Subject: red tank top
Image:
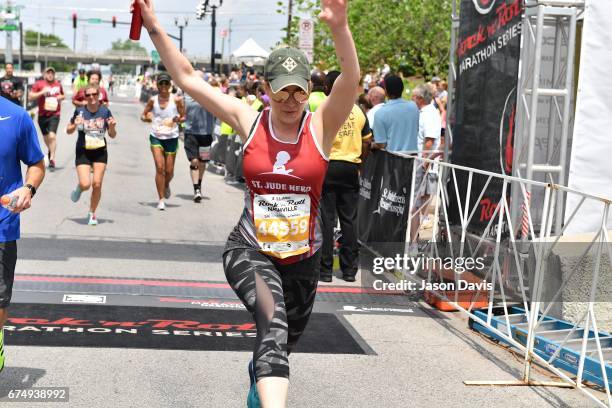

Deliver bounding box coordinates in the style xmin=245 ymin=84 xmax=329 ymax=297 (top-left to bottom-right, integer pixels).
xmin=239 ymin=108 xmax=329 ymax=264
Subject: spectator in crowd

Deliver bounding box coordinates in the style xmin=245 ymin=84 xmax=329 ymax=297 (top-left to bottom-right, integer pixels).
xmin=366 ymin=86 xmax=386 ymax=129
xmin=319 ymin=71 xmax=372 ymax=283
xmin=372 ymin=75 xmax=419 ymax=153
xmin=0 ymin=63 xmax=24 ymax=106
xmin=308 ymin=70 xmax=327 ymax=112
xmin=357 ymin=93 xmax=372 ymax=114
xmin=229 ymin=68 xmax=241 ymax=84
xmin=409 ymin=83 xmax=442 ymax=254
xmin=108 ymin=74 xmax=115 ymax=95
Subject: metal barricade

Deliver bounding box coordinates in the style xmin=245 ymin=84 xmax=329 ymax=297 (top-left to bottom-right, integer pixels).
xmin=378 ymin=152 xmax=611 ymax=407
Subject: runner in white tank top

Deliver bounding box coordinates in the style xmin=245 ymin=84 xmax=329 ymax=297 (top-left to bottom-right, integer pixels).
xmin=140 ymin=72 xmax=185 ymax=210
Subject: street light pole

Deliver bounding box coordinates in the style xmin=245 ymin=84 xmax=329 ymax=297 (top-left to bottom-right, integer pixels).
xmin=211 ymin=5 xmax=217 ymax=73
xmin=174 ymin=16 xmax=188 ymax=54
xmin=196 ymin=0 xmax=223 ymax=74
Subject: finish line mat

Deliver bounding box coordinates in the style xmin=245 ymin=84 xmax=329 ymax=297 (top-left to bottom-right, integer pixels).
xmin=4 ymin=303 xmax=367 ymax=354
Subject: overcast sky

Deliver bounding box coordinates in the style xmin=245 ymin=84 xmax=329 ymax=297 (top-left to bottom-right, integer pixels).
xmin=7 ymin=0 xmax=294 ymax=57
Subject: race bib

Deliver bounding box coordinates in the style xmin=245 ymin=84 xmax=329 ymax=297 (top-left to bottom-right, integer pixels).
xmin=84 ymin=133 xmax=105 ymax=150
xmin=44 ymin=96 xmax=58 ymax=111
xmin=198 ymin=146 xmax=210 ymax=161
xmin=152 ymin=117 xmax=176 ymax=137
xmin=254 ymin=194 xmax=310 ymax=259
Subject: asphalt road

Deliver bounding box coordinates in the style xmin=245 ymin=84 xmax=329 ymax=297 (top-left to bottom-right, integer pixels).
xmin=2 ymin=94 xmax=602 ymax=407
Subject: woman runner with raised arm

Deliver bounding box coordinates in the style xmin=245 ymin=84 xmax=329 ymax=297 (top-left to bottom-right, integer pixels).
xmin=133 ymin=1 xmax=359 ymax=406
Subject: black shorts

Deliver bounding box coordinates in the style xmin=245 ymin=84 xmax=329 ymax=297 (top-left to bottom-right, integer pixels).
xmin=38 ymin=115 xmax=60 ymax=135
xmin=184 ymin=133 xmax=213 ymax=162
xmin=75 ymin=147 xmax=108 ymax=166
xmin=0 ymin=241 xmax=17 ymax=308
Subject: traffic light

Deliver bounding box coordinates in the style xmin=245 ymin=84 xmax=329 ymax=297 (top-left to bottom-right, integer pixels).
xmin=112 ymin=16 xmax=117 ymax=28
xmin=72 ymin=13 xmax=77 ymax=29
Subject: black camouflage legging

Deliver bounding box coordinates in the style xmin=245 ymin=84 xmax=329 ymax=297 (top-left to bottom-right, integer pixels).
xmin=223 ymin=247 xmax=319 ymax=380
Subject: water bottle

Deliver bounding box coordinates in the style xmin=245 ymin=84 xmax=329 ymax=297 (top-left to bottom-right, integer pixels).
xmin=0 ymin=193 xmax=18 ymax=211
xmin=77 ymin=111 xmax=85 ymax=131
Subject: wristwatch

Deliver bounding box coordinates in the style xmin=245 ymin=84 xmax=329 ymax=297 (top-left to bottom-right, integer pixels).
xmin=24 ymin=184 xmax=36 ymax=197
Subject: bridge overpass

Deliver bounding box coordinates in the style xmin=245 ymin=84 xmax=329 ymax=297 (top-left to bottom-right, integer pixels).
xmin=0 ymin=47 xmax=233 ymax=69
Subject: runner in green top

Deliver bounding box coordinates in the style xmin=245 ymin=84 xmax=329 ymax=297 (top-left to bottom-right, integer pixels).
xmin=308 ymin=70 xmax=327 ymax=112
xmin=72 ymin=68 xmax=88 ymax=93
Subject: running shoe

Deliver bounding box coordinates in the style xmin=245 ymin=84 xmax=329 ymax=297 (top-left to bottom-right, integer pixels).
xmin=164 ymin=185 xmax=171 ymax=199
xmin=70 ymin=185 xmax=82 ymax=203
xmin=157 ymin=200 xmax=166 ymax=211
xmin=194 ymin=189 xmax=202 ymax=203
xmin=48 ymin=159 xmax=56 ymax=169
xmin=247 ymin=360 xmax=261 ymax=408
xmin=0 ymin=327 xmax=4 ymax=373
xmin=88 ymin=212 xmax=98 ymax=226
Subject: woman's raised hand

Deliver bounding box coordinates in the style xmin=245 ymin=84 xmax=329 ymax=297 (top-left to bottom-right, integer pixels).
xmin=318 ymin=0 xmax=348 ymax=31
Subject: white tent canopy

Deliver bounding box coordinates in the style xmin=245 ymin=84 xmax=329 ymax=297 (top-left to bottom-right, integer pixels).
xmin=231 ymin=38 xmax=269 ymax=60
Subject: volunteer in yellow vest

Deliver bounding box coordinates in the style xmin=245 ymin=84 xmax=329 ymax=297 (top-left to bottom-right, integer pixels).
xmin=319 ymin=70 xmax=372 ymax=282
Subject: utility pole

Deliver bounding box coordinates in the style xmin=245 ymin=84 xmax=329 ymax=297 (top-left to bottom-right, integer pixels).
xmin=228 ymin=18 xmax=232 ymax=68
xmin=286 ymin=0 xmax=293 ymax=44
xmin=51 ymin=16 xmax=55 ymax=35
xmin=196 ymin=1 xmax=223 ymax=74
xmin=4 ymin=0 xmax=14 ymax=64
xmin=210 ymin=4 xmax=217 ymax=73
xmin=18 ymin=20 xmax=22 ymax=69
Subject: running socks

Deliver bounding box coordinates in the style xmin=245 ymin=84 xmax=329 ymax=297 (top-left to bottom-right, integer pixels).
xmin=247 ymin=360 xmax=261 ymax=408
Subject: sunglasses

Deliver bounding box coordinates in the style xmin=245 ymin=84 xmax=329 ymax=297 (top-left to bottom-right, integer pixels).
xmin=158 ymin=81 xmax=171 ymax=86
xmin=269 ymin=88 xmax=309 ymax=103
xmin=85 ymin=92 xmax=99 ymax=97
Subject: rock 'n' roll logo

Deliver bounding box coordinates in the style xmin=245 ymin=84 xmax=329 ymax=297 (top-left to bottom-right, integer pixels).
xmin=473 ymin=0 xmax=496 ymax=14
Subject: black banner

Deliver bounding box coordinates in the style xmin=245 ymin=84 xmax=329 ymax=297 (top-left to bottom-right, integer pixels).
xmin=4 ymin=303 xmax=366 ymax=354
xmin=358 ymin=151 xmax=414 ymax=258
xmin=450 ymin=0 xmax=523 ymax=234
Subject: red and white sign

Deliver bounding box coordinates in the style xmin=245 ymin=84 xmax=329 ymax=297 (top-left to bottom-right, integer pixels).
xmin=298 ymin=18 xmax=314 ymax=63
xmin=220 ymin=28 xmax=229 ymax=38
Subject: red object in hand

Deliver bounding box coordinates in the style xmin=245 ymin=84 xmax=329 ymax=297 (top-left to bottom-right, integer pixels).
xmin=130 ymin=2 xmax=143 ymax=41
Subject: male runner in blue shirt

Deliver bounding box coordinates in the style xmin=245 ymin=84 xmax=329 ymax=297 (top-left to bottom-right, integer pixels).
xmin=0 ymin=96 xmax=45 ymax=371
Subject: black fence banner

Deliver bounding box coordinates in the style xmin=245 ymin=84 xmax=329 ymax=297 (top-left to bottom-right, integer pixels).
xmin=357 ymin=150 xmax=384 ymax=243
xmin=358 ymin=151 xmax=414 ymax=258
xmin=450 ymin=0 xmax=523 ymax=234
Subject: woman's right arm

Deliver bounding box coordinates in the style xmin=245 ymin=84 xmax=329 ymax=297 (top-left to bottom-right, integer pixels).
xmin=134 ymin=0 xmax=257 ymax=142
xmin=141 ymin=98 xmax=154 ymax=122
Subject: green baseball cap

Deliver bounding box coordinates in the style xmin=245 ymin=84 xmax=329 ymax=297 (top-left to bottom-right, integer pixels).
xmin=264 ymin=48 xmax=311 ymax=93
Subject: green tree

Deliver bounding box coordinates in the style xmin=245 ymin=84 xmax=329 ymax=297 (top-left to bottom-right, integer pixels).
xmin=108 ymin=39 xmax=148 ymax=74
xmin=109 ymin=39 xmax=147 ymax=53
xmin=23 ymin=30 xmax=72 ymax=72
xmin=24 ymin=30 xmax=69 ymax=49
xmin=280 ymin=0 xmax=452 ymax=77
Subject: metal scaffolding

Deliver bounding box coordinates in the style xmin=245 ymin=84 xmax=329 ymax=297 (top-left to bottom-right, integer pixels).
xmin=511 ymin=0 xmax=584 ymax=236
